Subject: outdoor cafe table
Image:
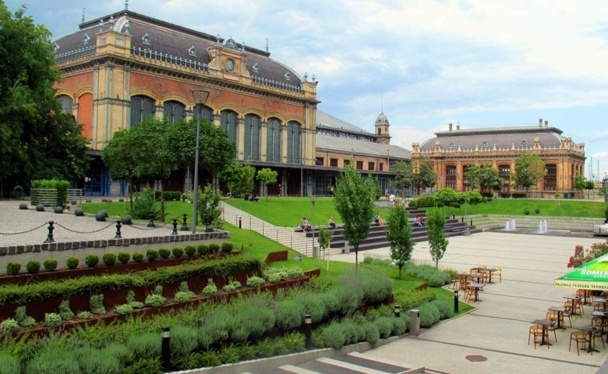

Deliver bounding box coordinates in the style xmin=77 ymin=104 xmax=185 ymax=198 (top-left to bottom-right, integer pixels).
xmin=548 ymin=306 xmax=566 ymax=330
xmin=577 ymin=325 xmax=601 ymax=353
xmin=592 ymin=310 xmax=608 ymax=342
xmin=531 ymin=319 xmax=555 ymax=346
xmin=596 ymin=297 xmax=608 ymax=311
xmin=467 ymin=283 xmax=485 ymax=302
xmin=471 ymin=267 xmax=497 ymax=284
xmin=564 ymin=295 xmax=582 ymax=315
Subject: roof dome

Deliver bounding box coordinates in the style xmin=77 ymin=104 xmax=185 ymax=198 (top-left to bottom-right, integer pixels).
xmin=375 ymin=112 xmax=389 ymax=126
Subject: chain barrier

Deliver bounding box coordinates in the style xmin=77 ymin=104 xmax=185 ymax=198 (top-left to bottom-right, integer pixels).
xmin=0 ymin=222 xmax=48 ymax=236
xmin=54 ymin=221 xmax=115 ymax=234
xmin=129 ymin=216 xmax=179 ymax=231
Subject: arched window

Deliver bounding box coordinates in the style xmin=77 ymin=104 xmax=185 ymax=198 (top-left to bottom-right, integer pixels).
xmin=194 ymin=104 xmax=213 ymax=122
xmin=130 ymin=95 xmax=155 ymax=126
xmin=244 ymin=114 xmax=261 ymax=161
xmin=220 ymin=110 xmax=238 ymax=143
xmin=287 ymin=121 xmax=301 ymax=164
xmin=57 ymin=95 xmax=73 ymax=114
xmin=544 ymin=164 xmax=557 ymax=191
xmin=163 ymin=100 xmax=185 ymax=123
xmin=266 ymin=118 xmax=282 ymax=163
xmin=445 ymin=165 xmax=457 ymax=189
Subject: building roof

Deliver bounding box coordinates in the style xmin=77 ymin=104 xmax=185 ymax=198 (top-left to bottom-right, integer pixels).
xmin=316 ymin=111 xmax=373 ymax=135
xmin=419 ymin=122 xmax=573 ymax=152
xmin=52 ymin=10 xmax=303 ymax=90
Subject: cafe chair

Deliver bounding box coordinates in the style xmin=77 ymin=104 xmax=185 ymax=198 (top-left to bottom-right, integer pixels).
xmin=491 ymin=266 xmax=502 ymax=282
xmin=528 ymin=325 xmax=548 ymax=349
xmin=594 ymin=302 xmax=606 ymax=312
xmin=464 ymin=286 xmax=477 ymax=303
xmin=562 ymin=302 xmax=574 ymax=327
xmin=545 ymin=312 xmax=559 ymax=342
xmin=591 ymin=318 xmax=606 ymax=349
xmin=569 ymin=330 xmax=590 ymax=356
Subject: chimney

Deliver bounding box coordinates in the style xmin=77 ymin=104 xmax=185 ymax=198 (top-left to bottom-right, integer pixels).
xmin=457 ymin=125 xmax=460 ymax=130
xmin=538 ymin=118 xmax=543 ymax=127
xmin=449 ymin=123 xmax=453 ymax=131
xmin=544 ymin=120 xmax=548 ymax=127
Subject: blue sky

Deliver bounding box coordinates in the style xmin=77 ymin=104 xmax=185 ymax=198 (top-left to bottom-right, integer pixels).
xmin=8 ymin=0 xmax=608 ymax=180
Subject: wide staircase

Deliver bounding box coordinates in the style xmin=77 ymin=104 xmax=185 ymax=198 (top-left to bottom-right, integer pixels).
xmin=305 ymin=208 xmax=481 ymax=254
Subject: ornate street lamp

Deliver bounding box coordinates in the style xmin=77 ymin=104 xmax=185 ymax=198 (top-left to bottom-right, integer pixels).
xmin=190 ymin=89 xmax=210 ymax=234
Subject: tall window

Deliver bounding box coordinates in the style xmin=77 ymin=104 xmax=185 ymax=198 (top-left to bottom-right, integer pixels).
xmin=57 ymin=95 xmax=73 ymax=114
xmin=286 ymin=121 xmax=301 ymax=164
xmin=194 ymin=104 xmax=213 ymax=122
xmin=130 ymin=95 xmax=155 ymax=126
xmin=446 ymin=166 xmax=457 ymax=189
xmin=463 ymin=165 xmax=472 ymax=191
xmin=244 ymin=114 xmax=261 ymax=161
xmin=544 ymin=164 xmax=557 ymax=191
xmin=266 ymin=117 xmax=281 ymax=163
xmin=498 ymin=164 xmax=510 ymax=193
xmin=220 ymin=110 xmax=238 ymax=143
xmin=163 ymin=101 xmax=185 ymax=123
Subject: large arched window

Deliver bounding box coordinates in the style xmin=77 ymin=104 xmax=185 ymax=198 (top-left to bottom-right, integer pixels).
xmin=544 ymin=164 xmax=556 ymax=191
xmin=266 ymin=117 xmax=282 ymax=163
xmin=220 ymin=110 xmax=238 ymax=143
xmin=163 ymin=100 xmax=185 ymax=123
xmin=244 ymin=114 xmax=261 ymax=161
xmin=498 ymin=164 xmax=511 ymax=193
xmin=286 ymin=120 xmax=301 ymax=164
xmin=130 ymin=95 xmax=155 ymax=126
xmin=57 ymin=95 xmax=73 ymax=114
xmin=194 ymin=104 xmax=213 ymax=123
xmin=445 ymin=165 xmax=457 ymax=190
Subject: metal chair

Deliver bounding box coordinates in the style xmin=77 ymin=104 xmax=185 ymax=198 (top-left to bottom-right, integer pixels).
xmin=569 ymin=330 xmax=590 ymax=356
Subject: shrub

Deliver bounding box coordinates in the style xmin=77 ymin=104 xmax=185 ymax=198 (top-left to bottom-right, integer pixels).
xmin=44 ymin=313 xmax=62 ymax=328
xmin=66 ymin=256 xmax=79 ymax=269
xmin=132 ymin=252 xmax=144 ymax=263
xmin=363 ymin=322 xmax=380 ymax=344
xmin=373 ymin=316 xmax=394 ymax=338
xmin=132 ymin=187 xmax=156 ymax=220
xmin=174 ymin=291 xmax=194 ymax=303
xmin=185 ymin=245 xmax=196 ymax=257
xmin=391 ymin=317 xmax=407 ymax=336
xmin=197 ymin=244 xmax=209 ymax=256
xmin=159 ymin=248 xmax=171 ymax=259
xmin=104 ymin=343 xmax=133 ymax=366
xmin=127 ymin=332 xmax=162 ymax=360
xmin=0 ymin=353 xmax=20 ymax=374
xmin=275 ymin=299 xmax=305 ymax=330
xmin=126 ymin=290 xmax=144 ymax=309
xmin=15 ymin=306 xmax=36 ymax=327
xmin=321 ymin=323 xmax=347 ymax=349
xmin=418 ymin=302 xmax=441 ymax=327
xmin=26 ymin=349 xmax=80 ymax=374
xmin=77 ymin=349 xmax=121 ymax=374
xmin=117 ymin=252 xmax=131 ymax=264
xmin=0 ymin=319 xmax=19 ymax=336
xmin=287 ymin=266 xmax=305 ymax=278
xmin=172 ymin=247 xmax=184 ymax=258
xmin=77 ymin=311 xmax=92 ymax=319
xmin=90 ymin=294 xmax=106 ymax=314
xmin=6 ymin=262 xmax=20 ymax=276
xmin=209 ymin=243 xmax=220 ymax=255
xmin=43 ymin=258 xmax=58 ymax=271
xmin=59 ymin=300 xmax=74 ymax=320
xmin=85 ymin=254 xmax=99 ymax=268
xmin=524 ymin=207 xmax=530 ymax=215
xmin=102 ymin=253 xmax=117 ymax=266
xmin=535 ymin=208 xmax=540 ymax=214
xmin=221 ymin=242 xmax=233 ymax=254
xmin=146 ymin=249 xmax=158 ymax=262
xmin=246 ymin=276 xmax=265 ymax=288
xmin=202 ymin=278 xmax=218 ymax=296
xmin=26 ymin=260 xmax=41 ymax=274
xmin=116 ymin=304 xmax=134 ymax=315
xmin=170 ymin=325 xmax=199 ymax=360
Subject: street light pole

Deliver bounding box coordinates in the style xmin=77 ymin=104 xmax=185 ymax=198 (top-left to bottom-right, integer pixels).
xmin=190 ymin=89 xmax=210 ymax=234
xmin=310 ymin=195 xmax=317 ymax=257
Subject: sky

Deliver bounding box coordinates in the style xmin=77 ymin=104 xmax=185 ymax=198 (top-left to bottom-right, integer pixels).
xmin=7 ymin=0 xmax=608 ymax=180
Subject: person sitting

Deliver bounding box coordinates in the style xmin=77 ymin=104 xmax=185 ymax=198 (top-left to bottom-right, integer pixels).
xmin=375 ymin=214 xmax=384 ymax=225
xmin=328 ymin=216 xmax=336 ymax=229
xmin=300 ymin=217 xmax=311 ymax=232
xmin=250 ymin=192 xmax=259 ymax=202
xmin=414 ymin=216 xmax=425 ymax=227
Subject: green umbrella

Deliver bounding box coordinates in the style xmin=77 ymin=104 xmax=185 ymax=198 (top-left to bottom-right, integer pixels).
xmin=555 ymin=252 xmax=608 ymax=290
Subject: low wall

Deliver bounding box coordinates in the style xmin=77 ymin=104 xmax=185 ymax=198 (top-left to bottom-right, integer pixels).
xmin=0 ymin=231 xmax=229 ymax=275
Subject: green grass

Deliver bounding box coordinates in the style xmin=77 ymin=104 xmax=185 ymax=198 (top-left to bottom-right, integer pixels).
xmin=441 ymin=198 xmax=607 ymax=218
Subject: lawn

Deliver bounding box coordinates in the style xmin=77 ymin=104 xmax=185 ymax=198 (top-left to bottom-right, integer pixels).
xmin=441 ymin=198 xmax=607 ymax=218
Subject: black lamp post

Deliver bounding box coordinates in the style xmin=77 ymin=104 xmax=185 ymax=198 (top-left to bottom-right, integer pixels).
xmin=190 ymin=89 xmax=210 ymax=234
xmin=310 ymin=195 xmax=317 ymax=256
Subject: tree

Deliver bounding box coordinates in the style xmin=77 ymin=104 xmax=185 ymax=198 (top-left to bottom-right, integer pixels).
xmin=392 ymin=161 xmax=413 ymax=195
xmin=464 ymin=164 xmax=482 ymax=191
xmin=0 ymin=4 xmax=89 ymax=195
xmin=427 ymin=208 xmax=448 ymax=269
xmin=221 ymin=164 xmax=255 ymax=198
xmin=573 ymin=175 xmax=586 ymax=198
xmin=478 ymin=165 xmax=503 ymax=194
xmin=435 ymin=187 xmax=459 ymax=216
xmin=386 ymin=205 xmax=415 ymax=279
xmin=197 ymin=184 xmax=222 ymax=229
xmin=411 ymin=158 xmax=437 ymax=195
xmin=334 ymin=161 xmax=377 ymax=268
xmin=318 ymin=227 xmax=333 ymax=270
xmin=512 ymin=154 xmax=545 ymax=197
xmin=256 ymin=168 xmax=278 ymax=201
xmin=102 ymin=129 xmax=138 ymax=214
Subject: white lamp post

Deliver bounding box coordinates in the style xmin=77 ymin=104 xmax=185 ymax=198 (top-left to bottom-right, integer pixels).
xmin=190 ymin=89 xmax=210 ymax=234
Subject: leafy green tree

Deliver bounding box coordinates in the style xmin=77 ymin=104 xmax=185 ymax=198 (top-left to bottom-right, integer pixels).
xmin=386 ymin=205 xmax=415 ymax=279
xmin=318 ymin=227 xmax=333 ymax=270
xmin=427 ymin=208 xmax=449 ymax=269
xmin=221 ymin=164 xmax=255 ymax=198
xmin=256 ymin=168 xmax=278 ymax=201
xmin=334 ymin=161 xmax=377 ymax=268
xmin=392 ymin=161 xmax=413 ymax=195
xmin=0 ymin=4 xmax=89 ymax=194
xmin=197 ymin=184 xmax=222 ymax=229
xmin=512 ymin=154 xmax=545 ymax=197
xmin=464 ymin=164 xmax=482 ymax=191
xmin=412 ymin=159 xmax=437 ymax=195
xmin=435 ymin=187 xmax=460 ymax=216
xmin=102 ymin=129 xmax=138 ymax=214
xmin=573 ymin=175 xmax=586 ymax=198
xmin=478 ymin=165 xmax=503 ymax=193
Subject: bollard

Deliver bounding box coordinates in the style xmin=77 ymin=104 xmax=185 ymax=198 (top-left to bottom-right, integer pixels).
xmin=238 ymin=217 xmax=242 ymax=229
xmin=304 ymin=314 xmax=312 ymax=349
xmin=453 ymin=290 xmax=459 ymax=313
xmin=180 ymin=214 xmax=189 ymax=231
xmin=44 ymin=221 xmax=55 ymax=243
xmin=394 ymin=305 xmax=401 ymax=318
xmin=115 ymin=221 xmax=122 ymax=239
xmin=171 ymin=218 xmax=178 ymax=236
xmin=161 ymin=326 xmax=171 ymax=371
xmin=410 ymin=309 xmax=420 ymax=336
xmin=147 ymin=212 xmax=156 ymax=228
